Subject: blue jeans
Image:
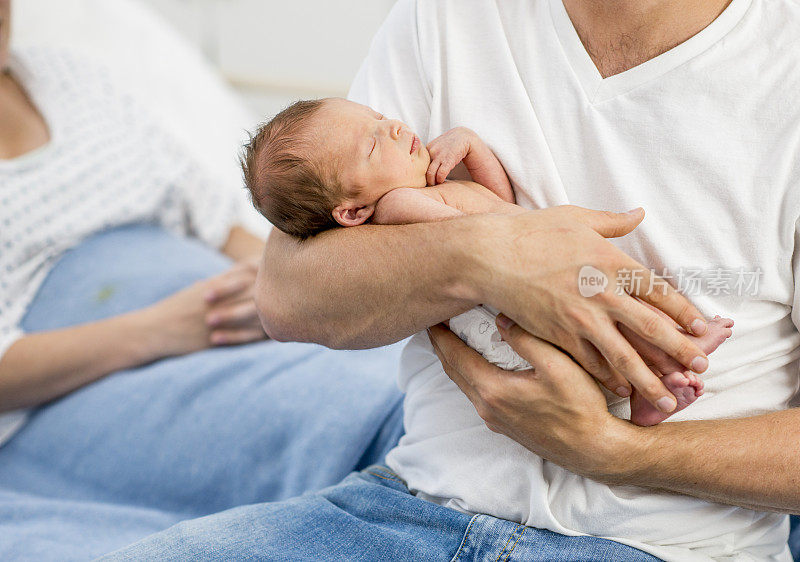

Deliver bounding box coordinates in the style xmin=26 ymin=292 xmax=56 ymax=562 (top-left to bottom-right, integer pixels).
xmin=100 ymin=465 xmax=661 ymax=561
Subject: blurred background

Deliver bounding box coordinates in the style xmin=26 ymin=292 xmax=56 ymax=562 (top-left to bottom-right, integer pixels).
xmin=12 ymin=0 xmax=396 ymax=234
xmin=130 ymin=0 xmax=396 ymax=117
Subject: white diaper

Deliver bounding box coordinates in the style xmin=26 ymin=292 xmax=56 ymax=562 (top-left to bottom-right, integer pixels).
xmin=449 ymin=305 xmax=532 ymax=371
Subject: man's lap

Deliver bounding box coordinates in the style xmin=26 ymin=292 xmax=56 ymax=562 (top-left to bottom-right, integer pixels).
xmin=99 ymin=466 xmax=662 ymax=562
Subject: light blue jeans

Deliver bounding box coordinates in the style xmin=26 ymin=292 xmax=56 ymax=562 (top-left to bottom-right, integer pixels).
xmin=101 ymin=465 xmax=662 ymax=562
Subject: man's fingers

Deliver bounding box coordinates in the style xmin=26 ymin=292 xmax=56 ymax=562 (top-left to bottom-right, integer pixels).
xmin=494 ymin=315 xmax=575 ymax=373
xmin=427 ymin=323 xmax=490 ymax=404
xmin=589 ymin=329 xmax=677 ymax=413
xmin=572 ymin=340 xmax=631 ymax=397
xmin=567 ymin=206 xmax=645 ymax=238
xmin=621 ymin=262 xmax=708 ymax=336
xmin=617 ymin=322 xmax=685 ymax=375
xmin=497 ymin=314 xmax=678 ymax=413
xmin=613 ymin=297 xmax=708 ymax=373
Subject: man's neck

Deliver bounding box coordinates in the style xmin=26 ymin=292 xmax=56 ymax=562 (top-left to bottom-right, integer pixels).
xmin=562 ymin=0 xmax=733 ymax=78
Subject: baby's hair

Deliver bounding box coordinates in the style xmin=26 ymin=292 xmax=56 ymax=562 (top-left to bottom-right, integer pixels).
xmin=241 ymin=98 xmax=344 ymax=239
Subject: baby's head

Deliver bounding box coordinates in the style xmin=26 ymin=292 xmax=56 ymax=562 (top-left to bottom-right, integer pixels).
xmin=241 ymin=98 xmax=430 ymax=238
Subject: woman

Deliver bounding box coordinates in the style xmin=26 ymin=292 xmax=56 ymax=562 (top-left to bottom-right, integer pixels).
xmin=0 ymin=2 xmax=404 ymax=558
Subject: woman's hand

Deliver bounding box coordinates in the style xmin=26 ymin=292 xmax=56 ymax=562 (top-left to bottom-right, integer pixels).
xmin=205 ymin=256 xmax=266 ymax=345
xmin=470 ymin=206 xmax=709 ymax=414
xmin=427 ymin=320 xmax=634 ymax=480
xmin=203 ymin=257 xmax=268 ymax=346
xmin=141 ymin=257 xmax=267 ymax=359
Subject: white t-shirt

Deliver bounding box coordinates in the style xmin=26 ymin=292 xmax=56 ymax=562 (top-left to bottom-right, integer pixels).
xmin=348 ymin=0 xmax=800 ymax=560
xmin=0 ymin=48 xmax=239 ymax=445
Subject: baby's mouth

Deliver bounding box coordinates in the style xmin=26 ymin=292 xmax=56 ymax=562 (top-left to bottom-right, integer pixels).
xmin=410 ymin=135 xmax=420 ymax=155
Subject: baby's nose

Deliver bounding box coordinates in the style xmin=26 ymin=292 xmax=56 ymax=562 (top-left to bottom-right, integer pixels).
xmin=388 ymin=121 xmax=404 ymax=139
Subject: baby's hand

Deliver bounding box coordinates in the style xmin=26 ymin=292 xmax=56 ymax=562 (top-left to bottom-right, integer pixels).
xmin=426 ymin=127 xmax=476 ymax=186
xmin=426 ymin=127 xmax=515 ymax=203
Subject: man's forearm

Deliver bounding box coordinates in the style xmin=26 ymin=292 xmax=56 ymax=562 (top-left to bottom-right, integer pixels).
xmin=256 ymin=218 xmax=481 ymax=349
xmin=606 ymin=410 xmax=800 ymax=512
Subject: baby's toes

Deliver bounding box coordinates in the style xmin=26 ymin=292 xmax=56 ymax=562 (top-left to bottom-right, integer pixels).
xmin=661 ymin=371 xmax=690 ymax=390
xmin=688 ymin=372 xmax=704 ymax=391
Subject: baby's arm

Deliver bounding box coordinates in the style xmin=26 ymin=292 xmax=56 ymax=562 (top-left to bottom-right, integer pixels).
xmin=373 ymin=181 xmax=518 ymax=226
xmin=427 ymin=127 xmax=515 ymax=203
xmin=372 ymin=187 xmax=462 ymax=225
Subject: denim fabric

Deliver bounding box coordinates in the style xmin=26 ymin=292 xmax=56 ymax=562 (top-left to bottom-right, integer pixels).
xmin=790 ymin=516 xmax=800 ymax=561
xmin=100 ymin=465 xmax=662 ymax=562
xmin=0 ymin=225 xmax=406 ymax=560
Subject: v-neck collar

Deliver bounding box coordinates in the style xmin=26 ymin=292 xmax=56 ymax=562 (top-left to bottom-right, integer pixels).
xmin=549 ymin=0 xmax=752 ymax=103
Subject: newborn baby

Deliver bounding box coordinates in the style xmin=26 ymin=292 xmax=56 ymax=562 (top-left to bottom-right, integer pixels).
xmin=241 ymin=97 xmax=733 ymax=426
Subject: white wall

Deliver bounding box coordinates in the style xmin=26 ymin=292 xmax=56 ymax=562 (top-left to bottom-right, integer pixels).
xmin=139 ymin=0 xmax=395 ymax=117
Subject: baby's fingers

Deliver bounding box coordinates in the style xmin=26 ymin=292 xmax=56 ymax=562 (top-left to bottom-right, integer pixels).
xmin=427 ymin=160 xmax=444 ymax=186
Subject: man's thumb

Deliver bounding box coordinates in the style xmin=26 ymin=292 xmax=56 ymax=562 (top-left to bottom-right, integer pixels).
xmin=581 ymin=207 xmax=644 ymax=238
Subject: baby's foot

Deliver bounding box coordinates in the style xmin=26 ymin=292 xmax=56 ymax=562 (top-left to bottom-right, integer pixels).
xmin=630 ymin=371 xmax=704 ymax=426
xmin=627 ymin=315 xmax=733 ymax=426
xmin=620 ymin=315 xmax=734 ymax=380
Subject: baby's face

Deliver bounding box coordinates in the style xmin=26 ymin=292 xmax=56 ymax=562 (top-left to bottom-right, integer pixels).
xmin=315 ymin=98 xmax=430 ymax=203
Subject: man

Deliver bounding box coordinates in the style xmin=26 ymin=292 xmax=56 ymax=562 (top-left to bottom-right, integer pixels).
xmin=106 ymin=0 xmax=800 ymax=559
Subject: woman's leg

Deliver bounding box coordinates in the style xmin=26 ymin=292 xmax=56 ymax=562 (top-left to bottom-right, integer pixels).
xmin=0 ymin=340 xmax=404 ymax=516
xmin=1 ymin=225 xmax=405 ymax=516
xmin=0 ymin=488 xmax=184 ymax=562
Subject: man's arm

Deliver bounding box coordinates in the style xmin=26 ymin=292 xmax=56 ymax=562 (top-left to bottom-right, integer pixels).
xmin=257 ymin=219 xmax=477 ymax=349
xmin=615 ymin=410 xmax=800 ymax=512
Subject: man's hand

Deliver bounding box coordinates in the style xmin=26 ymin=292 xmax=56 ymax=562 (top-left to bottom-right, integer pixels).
xmin=470 ymin=205 xmax=709 ymax=414
xmin=427 ymin=320 xmax=633 ymax=479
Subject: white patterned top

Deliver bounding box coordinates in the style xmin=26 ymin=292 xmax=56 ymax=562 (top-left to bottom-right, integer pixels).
xmin=0 ymin=47 xmax=240 ymax=443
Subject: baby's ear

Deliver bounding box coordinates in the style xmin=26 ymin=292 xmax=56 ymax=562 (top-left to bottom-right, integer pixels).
xmin=332 ymin=203 xmax=375 ymax=227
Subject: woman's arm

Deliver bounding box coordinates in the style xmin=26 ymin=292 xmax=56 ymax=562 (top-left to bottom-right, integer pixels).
xmin=0 ymin=226 xmax=269 ymax=413
xmin=221 ymin=225 xmax=265 ymax=262
xmin=0 ymin=312 xmax=161 ymax=413
xmin=0 ymin=281 xmax=212 ymax=413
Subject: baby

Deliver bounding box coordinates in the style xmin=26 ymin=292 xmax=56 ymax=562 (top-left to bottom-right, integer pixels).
xmin=241 ymin=97 xmax=734 ymax=426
